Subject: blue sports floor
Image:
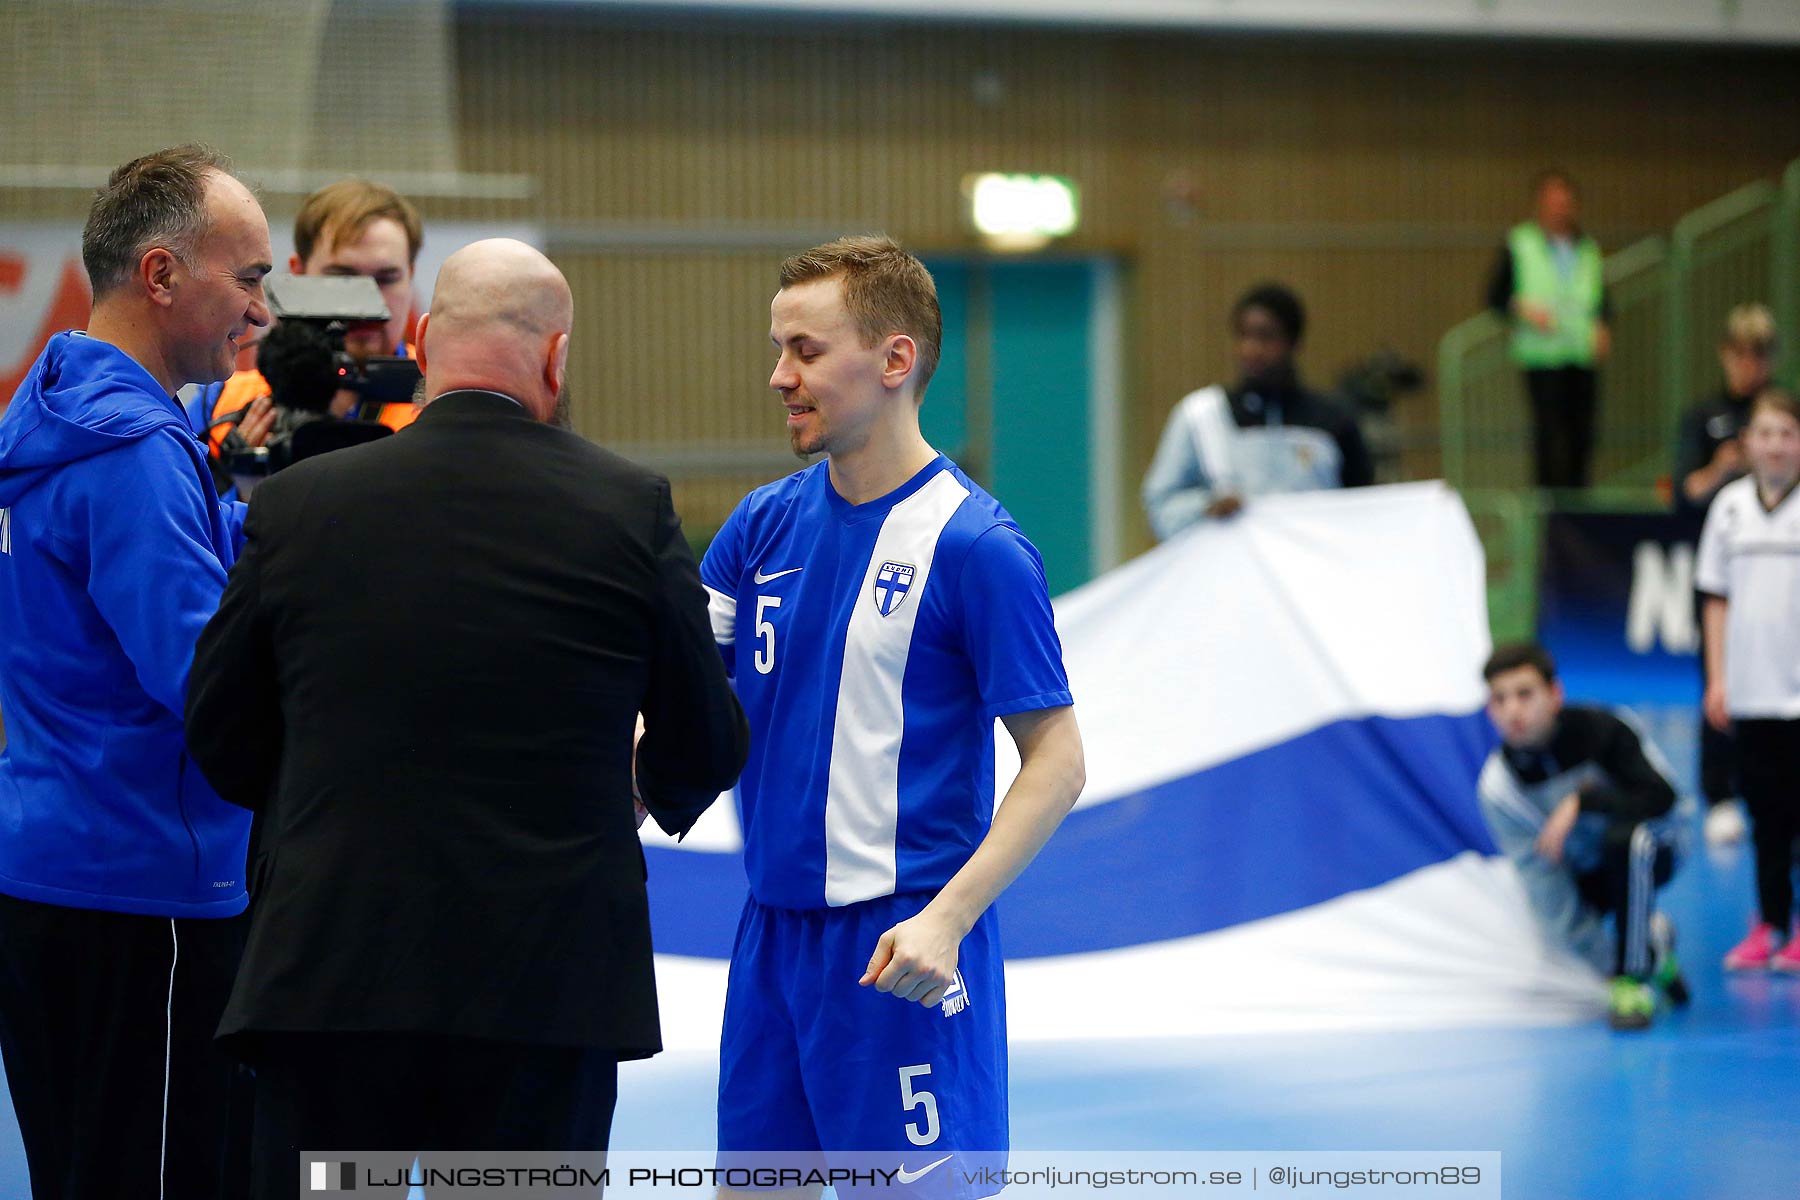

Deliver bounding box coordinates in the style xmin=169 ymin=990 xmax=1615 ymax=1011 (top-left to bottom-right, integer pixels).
xmin=611 ymin=831 xmax=1797 ymax=1199
xmin=0 ymin=706 xmax=1795 ymax=1198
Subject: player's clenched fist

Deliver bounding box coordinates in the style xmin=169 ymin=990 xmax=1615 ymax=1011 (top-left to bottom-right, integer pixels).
xmin=860 ymin=911 xmax=963 ymax=1007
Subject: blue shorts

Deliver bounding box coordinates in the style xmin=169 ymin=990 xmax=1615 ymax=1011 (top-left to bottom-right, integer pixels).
xmin=717 ymin=892 xmax=1008 ymax=1196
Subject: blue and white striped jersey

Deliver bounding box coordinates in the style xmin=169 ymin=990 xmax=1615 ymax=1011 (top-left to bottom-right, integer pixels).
xmin=700 ymin=454 xmax=1072 ymax=910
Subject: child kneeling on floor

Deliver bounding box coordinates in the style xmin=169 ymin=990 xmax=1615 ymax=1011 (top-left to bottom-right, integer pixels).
xmin=1478 ymin=642 xmax=1688 ymax=1030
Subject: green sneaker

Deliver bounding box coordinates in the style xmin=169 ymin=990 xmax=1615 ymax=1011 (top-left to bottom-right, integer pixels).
xmin=1608 ymin=977 xmax=1655 ymax=1031
xmin=1650 ymin=912 xmax=1690 ymax=1007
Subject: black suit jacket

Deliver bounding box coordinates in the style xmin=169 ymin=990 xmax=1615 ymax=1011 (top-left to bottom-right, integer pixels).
xmin=186 ymin=390 xmax=747 ymax=1060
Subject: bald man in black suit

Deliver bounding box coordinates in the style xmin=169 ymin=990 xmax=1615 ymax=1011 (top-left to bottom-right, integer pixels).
xmin=186 ymin=239 xmax=748 ymax=1194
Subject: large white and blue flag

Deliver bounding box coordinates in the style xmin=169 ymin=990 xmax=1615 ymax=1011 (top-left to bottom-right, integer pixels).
xmin=646 ymin=482 xmax=1605 ymax=1048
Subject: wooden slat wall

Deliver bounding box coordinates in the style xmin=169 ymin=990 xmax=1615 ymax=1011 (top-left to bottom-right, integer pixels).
xmin=451 ymin=14 xmax=1800 ymax=549
xmin=558 ymin=253 xmax=778 ymax=448
xmin=7 ymin=12 xmax=1793 ymax=548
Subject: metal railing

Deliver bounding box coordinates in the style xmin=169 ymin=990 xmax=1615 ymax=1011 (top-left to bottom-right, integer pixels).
xmin=1462 ymin=486 xmax=1677 ymax=645
xmin=1440 ymin=156 xmax=1800 ymax=641
xmin=1775 ymin=159 xmax=1800 ymax=389
xmin=1459 ymin=487 xmax=1543 ymax=645
xmin=1666 ymin=180 xmax=1781 ymax=426
xmin=1437 ymin=236 xmax=1667 ymax=493
xmin=1442 ymin=161 xmax=1800 ymax=497
xmin=1593 ymin=237 xmax=1670 ymax=488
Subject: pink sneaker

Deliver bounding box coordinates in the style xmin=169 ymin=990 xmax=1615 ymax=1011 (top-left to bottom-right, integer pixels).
xmin=1724 ymin=922 xmax=1778 ymax=970
xmin=1772 ymin=930 xmax=1800 ymax=975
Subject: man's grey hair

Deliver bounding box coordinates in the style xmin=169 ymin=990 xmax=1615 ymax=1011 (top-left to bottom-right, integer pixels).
xmin=82 ymin=144 xmax=232 ymax=299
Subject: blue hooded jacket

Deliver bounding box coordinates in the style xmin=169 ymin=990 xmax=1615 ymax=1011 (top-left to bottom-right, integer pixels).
xmin=0 ymin=332 xmax=251 ymax=917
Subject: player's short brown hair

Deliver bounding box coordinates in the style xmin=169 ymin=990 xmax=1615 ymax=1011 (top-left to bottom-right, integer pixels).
xmin=293 ymin=178 xmax=423 ymax=267
xmin=779 ymin=235 xmax=942 ymax=397
xmin=82 ymin=144 xmax=231 ymax=298
xmin=1482 ymin=642 xmax=1557 ymax=685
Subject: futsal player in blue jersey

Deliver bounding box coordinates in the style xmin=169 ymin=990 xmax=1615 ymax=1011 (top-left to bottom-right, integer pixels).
xmin=701 ymin=237 xmax=1086 ymax=1197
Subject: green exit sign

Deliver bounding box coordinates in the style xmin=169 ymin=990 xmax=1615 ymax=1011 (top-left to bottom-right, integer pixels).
xmin=965 ymin=173 xmax=1080 ymax=250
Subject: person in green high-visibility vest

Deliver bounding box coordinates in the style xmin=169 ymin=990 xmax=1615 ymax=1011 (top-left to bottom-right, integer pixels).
xmin=1487 ymin=170 xmax=1612 ymax=488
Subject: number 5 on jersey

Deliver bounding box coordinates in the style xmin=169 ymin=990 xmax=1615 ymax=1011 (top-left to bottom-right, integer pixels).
xmin=754 ymin=595 xmax=781 ymax=675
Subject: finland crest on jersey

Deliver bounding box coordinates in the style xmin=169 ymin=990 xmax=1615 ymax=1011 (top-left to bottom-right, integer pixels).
xmin=874 ymin=561 xmax=915 ymax=616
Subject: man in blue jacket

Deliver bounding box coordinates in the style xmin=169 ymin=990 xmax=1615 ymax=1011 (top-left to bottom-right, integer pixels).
xmin=0 ymin=145 xmax=271 ymax=1198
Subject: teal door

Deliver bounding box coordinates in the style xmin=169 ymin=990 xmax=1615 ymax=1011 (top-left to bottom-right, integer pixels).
xmin=921 ymin=258 xmax=1121 ymax=597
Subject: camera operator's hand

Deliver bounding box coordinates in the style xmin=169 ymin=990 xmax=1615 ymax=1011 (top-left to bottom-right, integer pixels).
xmin=236 ymin=396 xmax=277 ymax=449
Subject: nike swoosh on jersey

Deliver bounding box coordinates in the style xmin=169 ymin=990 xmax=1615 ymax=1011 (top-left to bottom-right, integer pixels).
xmin=753 ymin=566 xmax=803 ymax=584
xmin=895 ymin=1154 xmax=954 ymax=1185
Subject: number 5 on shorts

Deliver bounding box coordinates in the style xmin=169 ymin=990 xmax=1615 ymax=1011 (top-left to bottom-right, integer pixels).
xmin=899 ymin=1064 xmax=940 ymax=1146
